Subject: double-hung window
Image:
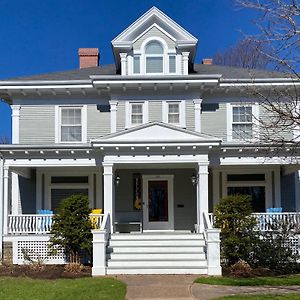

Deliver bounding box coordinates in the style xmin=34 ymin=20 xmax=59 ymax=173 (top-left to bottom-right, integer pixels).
xmin=131 ymin=103 xmax=143 ymax=125
xmin=125 ymin=101 xmax=148 ymax=127
xmin=145 ymin=41 xmax=164 ymax=74
xmin=168 ymin=103 xmax=180 ymax=124
xmin=232 ymin=106 xmax=253 ymax=140
xmin=57 ymin=106 xmax=87 ymax=143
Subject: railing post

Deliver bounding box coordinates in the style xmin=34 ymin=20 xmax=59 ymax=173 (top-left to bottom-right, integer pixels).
xmin=92 ymin=229 xmax=107 ymax=276
xmin=206 ymin=228 xmax=222 ymax=276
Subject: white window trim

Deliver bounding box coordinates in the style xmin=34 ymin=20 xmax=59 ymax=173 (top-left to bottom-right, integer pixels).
xmin=226 ymin=103 xmax=259 ymax=142
xmin=55 ymin=105 xmax=87 ymax=143
xmin=162 ymin=100 xmax=186 ymax=127
xmin=125 ymin=101 xmax=149 ymax=128
xmin=133 ymin=36 xmax=176 ymax=76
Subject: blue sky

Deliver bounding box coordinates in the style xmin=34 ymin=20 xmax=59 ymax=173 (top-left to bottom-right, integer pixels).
xmin=0 ymin=0 xmax=259 ymax=141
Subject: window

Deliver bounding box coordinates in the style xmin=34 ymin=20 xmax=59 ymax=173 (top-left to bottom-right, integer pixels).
xmin=131 ymin=103 xmax=143 ymax=125
xmin=145 ymin=41 xmax=164 ymax=74
xmin=162 ymin=101 xmax=185 ymax=127
xmin=169 ymin=56 xmax=176 ymax=73
xmin=168 ymin=103 xmax=180 ymax=124
xmin=133 ymin=55 xmax=140 ymax=74
xmin=56 ymin=106 xmax=87 ymax=143
xmin=232 ymin=106 xmax=252 ymax=139
xmin=125 ymin=101 xmax=149 ymax=127
xmin=227 ymin=104 xmax=258 ymax=141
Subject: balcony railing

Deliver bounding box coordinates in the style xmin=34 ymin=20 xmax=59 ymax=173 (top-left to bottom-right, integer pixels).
xmin=7 ymin=214 xmax=104 ymax=234
xmin=208 ymin=212 xmax=300 ymax=232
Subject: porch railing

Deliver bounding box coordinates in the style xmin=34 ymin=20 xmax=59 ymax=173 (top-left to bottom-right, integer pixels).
xmin=7 ymin=213 xmax=104 ymax=234
xmin=208 ymin=212 xmax=300 ymax=232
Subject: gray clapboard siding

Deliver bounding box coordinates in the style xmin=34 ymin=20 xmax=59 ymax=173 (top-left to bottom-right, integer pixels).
xmin=117 ymin=102 xmax=126 ymax=131
xmin=133 ymin=26 xmax=175 ymax=49
xmin=87 ymin=105 xmax=110 ymax=139
xmin=149 ymin=101 xmax=162 ymax=122
xmin=19 ymin=106 xmax=55 ymax=144
xmin=185 ymin=100 xmax=194 ymax=131
xmin=201 ymin=103 xmax=227 ymax=140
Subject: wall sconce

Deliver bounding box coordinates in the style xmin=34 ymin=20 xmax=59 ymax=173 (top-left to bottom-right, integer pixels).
xmin=191 ymin=174 xmax=198 ymax=186
xmin=115 ymin=175 xmax=120 ymax=186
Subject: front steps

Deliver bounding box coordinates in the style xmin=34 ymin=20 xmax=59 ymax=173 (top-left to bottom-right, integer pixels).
xmin=106 ymin=233 xmax=208 ymax=274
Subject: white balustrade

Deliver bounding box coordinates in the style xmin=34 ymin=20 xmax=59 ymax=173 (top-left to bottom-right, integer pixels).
xmin=8 ymin=213 xmax=104 ymax=234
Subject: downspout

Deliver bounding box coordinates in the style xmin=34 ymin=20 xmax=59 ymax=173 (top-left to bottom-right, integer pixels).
xmin=0 ymin=153 xmax=4 ymax=259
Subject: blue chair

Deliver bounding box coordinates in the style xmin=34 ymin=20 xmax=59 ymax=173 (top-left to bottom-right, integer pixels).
xmin=37 ymin=210 xmax=53 ymax=231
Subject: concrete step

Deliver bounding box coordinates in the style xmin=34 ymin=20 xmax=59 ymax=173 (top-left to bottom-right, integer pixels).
xmin=107 ymin=259 xmax=207 ymax=268
xmin=107 ymin=246 xmax=205 ymax=253
xmin=106 ymin=267 xmax=208 ymax=275
xmin=108 ymin=252 xmax=206 ymax=260
xmin=109 ymin=239 xmax=205 ymax=247
xmin=110 ymin=233 xmax=204 ymax=240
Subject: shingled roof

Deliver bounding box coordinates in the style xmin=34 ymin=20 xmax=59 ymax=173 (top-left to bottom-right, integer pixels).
xmin=3 ymin=63 xmax=289 ymax=82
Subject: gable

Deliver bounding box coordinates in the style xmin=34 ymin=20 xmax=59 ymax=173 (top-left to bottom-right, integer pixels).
xmin=133 ymin=26 xmax=176 ymax=50
xmin=92 ymin=122 xmax=221 ymax=145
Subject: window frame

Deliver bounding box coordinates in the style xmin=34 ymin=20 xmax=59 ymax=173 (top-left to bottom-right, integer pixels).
xmin=227 ymin=103 xmax=259 ymax=142
xmin=125 ymin=101 xmax=149 ymax=128
xmin=55 ymin=105 xmax=87 ymax=143
xmin=162 ymin=100 xmax=186 ymax=127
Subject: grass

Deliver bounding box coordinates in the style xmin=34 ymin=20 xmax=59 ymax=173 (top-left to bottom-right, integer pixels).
xmin=194 ymin=275 xmax=300 ymax=286
xmin=0 ymin=277 xmax=126 ymax=300
xmin=216 ymin=294 xmax=300 ymax=300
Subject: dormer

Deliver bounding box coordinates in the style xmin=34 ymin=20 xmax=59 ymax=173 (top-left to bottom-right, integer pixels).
xmin=112 ymin=7 xmax=198 ymax=75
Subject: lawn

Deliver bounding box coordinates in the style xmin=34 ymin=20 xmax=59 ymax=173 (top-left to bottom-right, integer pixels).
xmin=217 ymin=294 xmax=300 ymax=300
xmin=0 ymin=277 xmax=126 ymax=300
xmin=194 ymin=275 xmax=300 ymax=286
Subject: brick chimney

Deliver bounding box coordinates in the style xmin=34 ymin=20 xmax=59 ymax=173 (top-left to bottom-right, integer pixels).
xmin=78 ymin=48 xmax=99 ymax=69
xmin=202 ymin=58 xmax=213 ymax=65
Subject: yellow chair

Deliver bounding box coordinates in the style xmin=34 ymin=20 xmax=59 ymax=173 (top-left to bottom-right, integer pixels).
xmin=90 ymin=208 xmax=103 ymax=229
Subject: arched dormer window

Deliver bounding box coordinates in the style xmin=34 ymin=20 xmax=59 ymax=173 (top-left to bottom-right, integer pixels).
xmin=145 ymin=41 xmax=164 ymax=74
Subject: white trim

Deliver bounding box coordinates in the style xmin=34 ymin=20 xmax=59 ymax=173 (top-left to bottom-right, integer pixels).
xmin=193 ymin=99 xmax=202 ymax=132
xmin=109 ymin=100 xmax=118 ymax=133
xmin=120 ymin=53 xmax=128 ymax=76
xmin=11 ymin=105 xmax=21 ymax=144
xmin=3 ymin=166 xmax=9 ymax=235
xmin=125 ymin=101 xmax=149 ymax=128
xmin=227 ymin=103 xmax=259 ymax=142
xmin=55 ymin=105 xmax=87 ymax=144
xmin=142 ymin=174 xmax=174 ymax=231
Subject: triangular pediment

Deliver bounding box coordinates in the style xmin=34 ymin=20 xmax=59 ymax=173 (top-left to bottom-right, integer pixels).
xmin=91 ymin=122 xmax=221 ymax=144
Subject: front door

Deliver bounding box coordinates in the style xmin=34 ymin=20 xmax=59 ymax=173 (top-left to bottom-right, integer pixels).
xmin=142 ymin=175 xmax=174 ymax=231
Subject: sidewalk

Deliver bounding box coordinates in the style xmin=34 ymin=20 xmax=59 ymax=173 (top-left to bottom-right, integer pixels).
xmin=115 ymin=275 xmax=300 ymax=300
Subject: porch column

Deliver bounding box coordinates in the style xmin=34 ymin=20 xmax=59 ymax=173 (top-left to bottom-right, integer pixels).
xmin=193 ymin=99 xmax=202 ymax=132
xmin=197 ymin=163 xmax=209 ymax=232
xmin=3 ymin=166 xmax=9 ymax=235
xmin=109 ymin=100 xmax=118 ymax=133
xmin=0 ymin=158 xmax=4 ymax=257
xmin=11 ymin=172 xmax=20 ymax=215
xmin=103 ymin=162 xmax=114 ymax=232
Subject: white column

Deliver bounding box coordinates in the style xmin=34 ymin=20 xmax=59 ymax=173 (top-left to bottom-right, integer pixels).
xmin=120 ymin=53 xmax=127 ymax=76
xmin=197 ymin=163 xmax=209 ymax=232
xmin=11 ymin=172 xmax=20 ymax=214
xmin=182 ymin=52 xmax=190 ymax=75
xmin=109 ymin=100 xmax=118 ymax=133
xmin=206 ymin=228 xmax=222 ymax=275
xmin=103 ymin=163 xmax=114 ymax=232
xmin=0 ymin=158 xmax=4 ymax=257
xmin=193 ymin=99 xmax=202 ymax=132
xmin=92 ymin=230 xmax=107 ymax=276
xmin=3 ymin=166 xmax=9 ymax=235
xmin=11 ymin=105 xmax=21 ymax=144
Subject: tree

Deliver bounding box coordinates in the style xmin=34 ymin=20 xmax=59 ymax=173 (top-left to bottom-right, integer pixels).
xmin=215 ymin=1 xmax=300 ymax=147
xmin=213 ymin=38 xmax=270 ymax=69
xmin=49 ymin=194 xmax=92 ymax=264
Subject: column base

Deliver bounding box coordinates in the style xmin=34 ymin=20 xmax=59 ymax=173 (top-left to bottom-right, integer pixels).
xmin=92 ymin=266 xmax=107 ymax=276
xmin=207 ymin=266 xmax=222 ymax=276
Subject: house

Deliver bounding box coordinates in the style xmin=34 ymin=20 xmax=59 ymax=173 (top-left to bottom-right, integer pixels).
xmin=0 ymin=7 xmax=299 ymax=275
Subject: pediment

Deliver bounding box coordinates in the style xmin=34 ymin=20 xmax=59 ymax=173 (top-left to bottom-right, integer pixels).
xmin=92 ymin=122 xmax=221 ymax=145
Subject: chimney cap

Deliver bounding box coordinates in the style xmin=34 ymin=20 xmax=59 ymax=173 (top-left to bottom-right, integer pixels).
xmin=78 ymin=48 xmax=99 ymax=56
xmin=202 ymin=58 xmax=213 ymax=65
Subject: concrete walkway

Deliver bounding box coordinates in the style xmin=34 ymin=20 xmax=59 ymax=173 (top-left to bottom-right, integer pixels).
xmin=115 ymin=275 xmax=300 ymax=300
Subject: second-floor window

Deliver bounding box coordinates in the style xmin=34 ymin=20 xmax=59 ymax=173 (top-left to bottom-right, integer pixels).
xmin=131 ymin=103 xmax=143 ymax=125
xmin=60 ymin=107 xmax=82 ymax=142
xmin=232 ymin=106 xmax=253 ymax=140
xmin=168 ymin=103 xmax=180 ymax=124
xmin=125 ymin=101 xmax=149 ymax=128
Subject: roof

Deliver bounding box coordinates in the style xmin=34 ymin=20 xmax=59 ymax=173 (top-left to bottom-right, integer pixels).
xmin=2 ymin=63 xmax=290 ymax=82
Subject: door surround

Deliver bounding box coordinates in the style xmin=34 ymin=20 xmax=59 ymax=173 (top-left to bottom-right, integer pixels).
xmin=142 ymin=175 xmax=174 ymax=231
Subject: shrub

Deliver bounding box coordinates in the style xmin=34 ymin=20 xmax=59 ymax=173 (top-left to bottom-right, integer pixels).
xmin=49 ymin=194 xmax=92 ymax=264
xmin=229 ymin=259 xmax=253 ymax=278
xmin=214 ymin=194 xmax=258 ymax=266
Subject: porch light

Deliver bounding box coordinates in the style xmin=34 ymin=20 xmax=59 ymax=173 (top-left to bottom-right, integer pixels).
xmin=191 ymin=174 xmax=198 ymax=186
xmin=115 ymin=175 xmax=121 ymax=186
